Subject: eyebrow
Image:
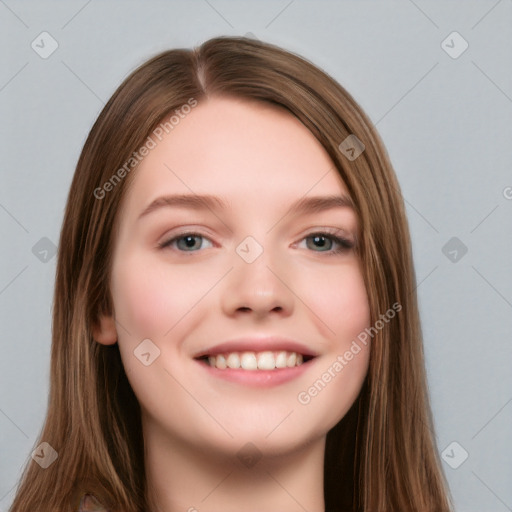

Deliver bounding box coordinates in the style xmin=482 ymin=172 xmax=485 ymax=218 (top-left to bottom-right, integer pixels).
xmin=138 ymin=193 xmax=355 ymax=220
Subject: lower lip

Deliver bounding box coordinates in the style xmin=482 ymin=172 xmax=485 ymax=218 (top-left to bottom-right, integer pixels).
xmin=195 ymin=359 xmax=315 ymax=387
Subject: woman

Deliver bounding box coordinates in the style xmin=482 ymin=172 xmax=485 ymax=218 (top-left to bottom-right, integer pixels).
xmin=9 ymin=36 xmax=454 ymax=512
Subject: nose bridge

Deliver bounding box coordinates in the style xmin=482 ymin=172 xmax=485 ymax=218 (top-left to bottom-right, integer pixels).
xmin=222 ymin=232 xmax=294 ymax=316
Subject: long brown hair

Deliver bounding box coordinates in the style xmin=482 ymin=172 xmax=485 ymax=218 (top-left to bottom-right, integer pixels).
xmin=9 ymin=36 xmax=454 ymax=512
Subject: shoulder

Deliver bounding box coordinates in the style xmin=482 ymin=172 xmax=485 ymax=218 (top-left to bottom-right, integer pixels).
xmin=78 ymin=493 xmax=110 ymax=511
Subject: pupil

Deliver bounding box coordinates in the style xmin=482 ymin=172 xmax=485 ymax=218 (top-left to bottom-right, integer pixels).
xmin=184 ymin=236 xmax=197 ymax=249
xmin=314 ymin=235 xmax=327 ymax=249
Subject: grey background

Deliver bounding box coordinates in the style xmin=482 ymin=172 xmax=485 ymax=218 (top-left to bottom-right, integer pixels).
xmin=1 ymin=1 xmax=511 ymax=511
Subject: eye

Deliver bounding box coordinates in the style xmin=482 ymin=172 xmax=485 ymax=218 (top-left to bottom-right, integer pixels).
xmin=158 ymin=232 xmax=213 ymax=252
xmin=158 ymin=230 xmax=354 ymax=255
xmin=298 ymin=231 xmax=354 ymax=255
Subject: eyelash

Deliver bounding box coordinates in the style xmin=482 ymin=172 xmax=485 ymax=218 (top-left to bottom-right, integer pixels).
xmin=158 ymin=230 xmax=354 ymax=256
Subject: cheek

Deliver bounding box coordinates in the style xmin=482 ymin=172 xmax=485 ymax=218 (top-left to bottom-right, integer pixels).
xmin=112 ymin=271 xmax=167 ymax=337
xmin=110 ymin=253 xmax=205 ymax=338
xmin=294 ymin=265 xmax=370 ymax=427
xmin=109 ymin=254 xmax=198 ymax=412
xmin=304 ymin=262 xmax=370 ymax=347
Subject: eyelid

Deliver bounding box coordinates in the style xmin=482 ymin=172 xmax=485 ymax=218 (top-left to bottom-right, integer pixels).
xmin=298 ymin=226 xmax=355 ymax=245
xmin=157 ymin=228 xmax=215 ymax=250
xmin=294 ymin=228 xmax=355 ymax=254
xmin=301 ymin=226 xmax=353 ymax=240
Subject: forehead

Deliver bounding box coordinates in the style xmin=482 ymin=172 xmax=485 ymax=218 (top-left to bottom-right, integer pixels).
xmin=121 ymin=96 xmax=350 ymax=217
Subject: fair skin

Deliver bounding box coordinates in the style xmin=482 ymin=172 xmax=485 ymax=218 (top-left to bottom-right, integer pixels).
xmin=94 ymin=96 xmax=371 ymax=512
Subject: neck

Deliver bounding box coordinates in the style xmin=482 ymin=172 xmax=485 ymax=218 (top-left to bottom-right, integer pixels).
xmin=143 ymin=417 xmax=326 ymax=512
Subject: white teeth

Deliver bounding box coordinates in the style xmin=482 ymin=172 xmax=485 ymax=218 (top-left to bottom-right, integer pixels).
xmin=215 ymin=354 xmax=227 ymax=369
xmin=240 ymin=352 xmax=258 ymax=370
xmin=275 ymin=351 xmax=288 ymax=368
xmin=257 ymin=351 xmax=275 ymax=370
xmin=226 ymin=353 xmax=240 ymax=369
xmin=205 ymin=351 xmax=308 ymax=370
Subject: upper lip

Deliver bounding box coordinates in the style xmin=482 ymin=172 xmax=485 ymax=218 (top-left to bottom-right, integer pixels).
xmin=193 ymin=336 xmax=319 ymax=359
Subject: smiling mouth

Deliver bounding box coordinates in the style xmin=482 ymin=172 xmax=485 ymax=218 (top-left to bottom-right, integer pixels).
xmin=195 ymin=350 xmax=315 ymax=370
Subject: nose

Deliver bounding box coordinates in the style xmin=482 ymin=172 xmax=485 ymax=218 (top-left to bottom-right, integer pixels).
xmin=221 ymin=247 xmax=295 ymax=320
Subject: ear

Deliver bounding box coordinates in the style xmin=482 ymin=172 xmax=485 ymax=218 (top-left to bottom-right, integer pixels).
xmin=92 ymin=313 xmax=118 ymax=345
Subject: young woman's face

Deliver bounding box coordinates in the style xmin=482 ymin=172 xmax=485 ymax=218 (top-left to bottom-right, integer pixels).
xmin=97 ymin=96 xmax=370 ymax=459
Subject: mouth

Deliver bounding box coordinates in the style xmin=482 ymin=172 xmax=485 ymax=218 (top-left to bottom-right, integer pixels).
xmin=195 ymin=350 xmax=316 ymax=371
xmin=192 ymin=337 xmax=319 ymax=386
